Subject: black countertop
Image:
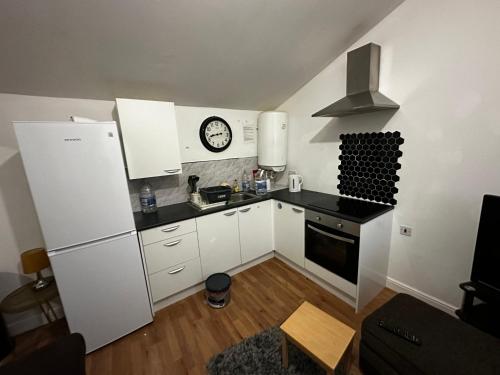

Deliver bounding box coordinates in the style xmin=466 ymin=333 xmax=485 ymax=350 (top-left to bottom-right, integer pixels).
xmin=133 ymin=189 xmax=394 ymax=231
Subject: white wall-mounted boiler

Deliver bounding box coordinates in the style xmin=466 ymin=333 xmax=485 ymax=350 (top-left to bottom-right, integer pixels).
xmin=257 ymin=111 xmax=288 ymax=172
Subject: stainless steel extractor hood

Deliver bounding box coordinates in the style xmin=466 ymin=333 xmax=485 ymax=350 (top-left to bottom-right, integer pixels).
xmin=312 ymin=43 xmax=399 ymax=118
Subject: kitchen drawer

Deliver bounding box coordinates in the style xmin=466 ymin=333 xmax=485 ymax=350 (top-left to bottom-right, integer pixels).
xmin=149 ymin=257 xmax=203 ymax=302
xmin=144 ymin=232 xmax=199 ymax=274
xmin=140 ymin=218 xmax=196 ymax=245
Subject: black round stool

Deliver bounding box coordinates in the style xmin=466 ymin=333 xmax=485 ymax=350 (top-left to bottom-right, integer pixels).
xmin=205 ymin=273 xmax=231 ymax=309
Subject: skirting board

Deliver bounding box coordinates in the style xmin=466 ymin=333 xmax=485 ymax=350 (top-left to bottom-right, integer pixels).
xmin=386 ymin=276 xmax=459 ymax=316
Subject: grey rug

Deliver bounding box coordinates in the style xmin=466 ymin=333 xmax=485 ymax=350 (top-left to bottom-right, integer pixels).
xmin=207 ymin=326 xmax=326 ymax=375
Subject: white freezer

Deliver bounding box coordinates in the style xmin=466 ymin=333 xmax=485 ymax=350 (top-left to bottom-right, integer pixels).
xmin=49 ymin=232 xmax=153 ymax=353
xmin=14 ymin=121 xmax=135 ymax=250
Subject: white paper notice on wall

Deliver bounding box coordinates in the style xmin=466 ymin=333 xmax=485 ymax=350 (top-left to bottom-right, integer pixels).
xmin=243 ymin=125 xmax=256 ymax=143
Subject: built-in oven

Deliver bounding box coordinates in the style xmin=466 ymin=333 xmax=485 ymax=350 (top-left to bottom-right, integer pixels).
xmin=305 ymin=210 xmax=360 ymax=285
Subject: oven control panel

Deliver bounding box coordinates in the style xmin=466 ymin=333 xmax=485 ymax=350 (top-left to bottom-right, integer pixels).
xmin=305 ymin=209 xmax=360 ymax=237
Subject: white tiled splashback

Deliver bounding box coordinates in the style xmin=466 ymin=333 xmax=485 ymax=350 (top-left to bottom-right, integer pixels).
xmin=128 ymin=157 xmax=257 ymax=212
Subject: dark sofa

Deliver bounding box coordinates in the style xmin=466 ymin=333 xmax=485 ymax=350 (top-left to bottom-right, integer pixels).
xmin=360 ymin=293 xmax=500 ymax=375
xmin=0 ymin=333 xmax=85 ymax=375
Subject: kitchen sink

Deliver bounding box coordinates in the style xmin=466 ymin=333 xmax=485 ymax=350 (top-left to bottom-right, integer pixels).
xmin=190 ymin=192 xmax=261 ymax=211
xmin=227 ymin=192 xmax=259 ymax=204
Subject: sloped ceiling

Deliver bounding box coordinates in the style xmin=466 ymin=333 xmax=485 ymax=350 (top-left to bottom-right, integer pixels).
xmin=0 ymin=0 xmax=403 ymax=110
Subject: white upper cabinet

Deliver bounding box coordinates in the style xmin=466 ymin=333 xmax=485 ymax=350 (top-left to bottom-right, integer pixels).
xmin=116 ymin=98 xmax=182 ymax=179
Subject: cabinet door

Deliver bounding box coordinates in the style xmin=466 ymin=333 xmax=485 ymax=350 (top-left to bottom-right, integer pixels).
xmin=196 ymin=209 xmax=242 ymax=279
xmin=238 ymin=201 xmax=273 ymax=263
xmin=273 ymin=200 xmax=305 ymax=267
xmin=116 ymin=98 xmax=182 ymax=179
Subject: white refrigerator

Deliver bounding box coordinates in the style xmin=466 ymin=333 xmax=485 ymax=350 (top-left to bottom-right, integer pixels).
xmin=14 ymin=121 xmax=153 ymax=353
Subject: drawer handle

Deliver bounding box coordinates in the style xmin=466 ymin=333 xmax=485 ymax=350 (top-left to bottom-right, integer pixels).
xmin=239 ymin=207 xmax=251 ymax=213
xmin=161 ymin=225 xmax=180 ymax=232
xmin=164 ymin=169 xmax=181 ymax=174
xmin=224 ymin=211 xmax=236 ymax=216
xmin=292 ymin=207 xmax=304 ymax=213
xmin=163 ymin=239 xmax=182 ymax=247
xmin=168 ymin=266 xmax=185 ymax=274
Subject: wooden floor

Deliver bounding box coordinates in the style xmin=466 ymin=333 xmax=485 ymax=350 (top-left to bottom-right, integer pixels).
xmin=8 ymin=258 xmax=395 ymax=374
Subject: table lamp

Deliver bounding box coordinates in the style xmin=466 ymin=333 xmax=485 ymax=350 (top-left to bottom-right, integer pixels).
xmin=21 ymin=248 xmax=51 ymax=290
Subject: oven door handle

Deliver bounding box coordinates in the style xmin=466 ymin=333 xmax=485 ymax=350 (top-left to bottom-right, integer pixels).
xmin=307 ymin=224 xmax=356 ymax=244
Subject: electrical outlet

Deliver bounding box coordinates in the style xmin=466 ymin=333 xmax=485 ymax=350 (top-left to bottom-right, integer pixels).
xmin=400 ymin=225 xmax=412 ymax=236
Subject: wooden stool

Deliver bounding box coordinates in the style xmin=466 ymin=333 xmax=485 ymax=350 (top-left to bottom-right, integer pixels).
xmin=280 ymin=301 xmax=356 ymax=375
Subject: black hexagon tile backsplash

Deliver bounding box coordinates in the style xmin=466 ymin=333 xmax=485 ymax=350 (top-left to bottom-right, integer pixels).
xmin=338 ymin=132 xmax=404 ymax=205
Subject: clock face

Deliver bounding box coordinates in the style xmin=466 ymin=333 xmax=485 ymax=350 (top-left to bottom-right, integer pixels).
xmin=199 ymin=116 xmax=232 ymax=152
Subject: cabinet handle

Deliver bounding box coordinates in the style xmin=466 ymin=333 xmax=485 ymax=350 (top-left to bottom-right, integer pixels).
xmin=292 ymin=207 xmax=304 ymax=213
xmin=277 ymin=202 xmax=282 ymax=209
xmin=168 ymin=266 xmax=185 ymax=274
xmin=239 ymin=207 xmax=251 ymax=213
xmin=163 ymin=239 xmax=182 ymax=247
xmin=164 ymin=169 xmax=180 ymax=174
xmin=307 ymin=224 xmax=355 ymax=244
xmin=224 ymin=211 xmax=237 ymax=216
xmin=161 ymin=225 xmax=180 ymax=232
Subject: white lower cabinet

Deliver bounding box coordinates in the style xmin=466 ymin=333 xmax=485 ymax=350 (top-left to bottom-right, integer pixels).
xmin=196 ymin=209 xmax=242 ymax=279
xmin=238 ymin=201 xmax=273 ymax=263
xmin=140 ymin=218 xmax=202 ymax=302
xmin=273 ymin=200 xmax=305 ymax=267
xmin=149 ymin=257 xmax=203 ymax=302
xmin=144 ymin=232 xmax=199 ymax=275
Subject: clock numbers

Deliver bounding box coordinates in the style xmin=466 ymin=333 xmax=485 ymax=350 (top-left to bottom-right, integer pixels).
xmin=199 ymin=116 xmax=232 ymax=153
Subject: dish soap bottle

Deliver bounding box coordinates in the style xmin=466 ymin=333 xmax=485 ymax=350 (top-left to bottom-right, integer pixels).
xmin=232 ymin=179 xmax=240 ymax=193
xmin=139 ymin=183 xmax=157 ymax=214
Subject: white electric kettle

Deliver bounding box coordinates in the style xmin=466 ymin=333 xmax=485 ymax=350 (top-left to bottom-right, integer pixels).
xmin=288 ymin=173 xmax=303 ymax=192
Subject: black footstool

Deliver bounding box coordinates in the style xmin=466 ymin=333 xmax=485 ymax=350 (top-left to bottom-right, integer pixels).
xmin=205 ymin=273 xmax=231 ymax=309
xmin=360 ymin=293 xmax=500 ymax=375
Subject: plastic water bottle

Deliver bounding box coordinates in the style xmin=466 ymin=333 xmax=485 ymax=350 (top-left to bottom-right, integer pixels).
xmin=242 ymin=170 xmax=251 ymax=192
xmin=139 ymin=183 xmax=157 ymax=213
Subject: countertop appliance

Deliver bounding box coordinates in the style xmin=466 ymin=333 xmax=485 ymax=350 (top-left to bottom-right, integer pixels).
xmin=308 ymin=195 xmax=389 ymax=219
xmin=188 ymin=175 xmax=200 ymax=194
xmin=14 ymin=121 xmax=153 ymax=353
xmin=312 ymin=43 xmax=399 ymax=117
xmin=288 ymin=173 xmax=303 ymax=192
xmin=305 ymin=209 xmax=360 ymax=293
xmin=257 ymin=111 xmax=288 ymax=172
xmin=199 ymin=185 xmax=232 ymax=203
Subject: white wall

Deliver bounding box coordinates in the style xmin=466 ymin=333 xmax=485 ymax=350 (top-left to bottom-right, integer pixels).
xmin=276 ymin=0 xmax=500 ymax=308
xmin=176 ymin=105 xmax=258 ymax=162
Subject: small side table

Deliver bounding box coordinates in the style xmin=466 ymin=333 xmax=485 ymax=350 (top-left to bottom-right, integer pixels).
xmin=0 ymin=277 xmax=59 ymax=323
xmin=280 ymin=301 xmax=356 ymax=375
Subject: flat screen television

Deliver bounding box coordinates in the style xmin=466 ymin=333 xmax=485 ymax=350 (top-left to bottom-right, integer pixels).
xmin=470 ymin=194 xmax=500 ymax=292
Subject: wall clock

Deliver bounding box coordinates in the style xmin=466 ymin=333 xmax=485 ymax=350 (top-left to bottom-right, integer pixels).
xmin=199 ymin=116 xmax=232 ymax=152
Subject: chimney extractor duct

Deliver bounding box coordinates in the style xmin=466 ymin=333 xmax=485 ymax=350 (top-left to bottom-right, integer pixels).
xmin=312 ymin=43 xmax=399 ymax=118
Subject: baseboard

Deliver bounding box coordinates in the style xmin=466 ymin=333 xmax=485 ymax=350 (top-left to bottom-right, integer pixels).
xmin=6 ymin=304 xmax=64 ymax=336
xmin=386 ymin=277 xmax=459 ymax=316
